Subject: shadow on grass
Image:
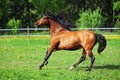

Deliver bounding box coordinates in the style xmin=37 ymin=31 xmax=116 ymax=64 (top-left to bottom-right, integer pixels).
xmin=38 ymin=64 xmax=120 ymax=71
xmin=76 ymin=64 xmax=120 ymax=71
xmin=93 ymin=64 xmax=120 ymax=70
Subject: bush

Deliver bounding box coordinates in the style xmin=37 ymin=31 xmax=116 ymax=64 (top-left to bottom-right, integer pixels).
xmin=7 ymin=17 xmax=21 ymax=34
xmin=76 ymin=8 xmax=103 ymax=28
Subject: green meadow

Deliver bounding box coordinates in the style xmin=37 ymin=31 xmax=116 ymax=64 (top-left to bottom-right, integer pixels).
xmin=0 ymin=36 xmax=120 ymax=80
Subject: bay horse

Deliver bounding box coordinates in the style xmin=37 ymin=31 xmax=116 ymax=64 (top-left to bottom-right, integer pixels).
xmin=35 ymin=12 xmax=106 ymax=71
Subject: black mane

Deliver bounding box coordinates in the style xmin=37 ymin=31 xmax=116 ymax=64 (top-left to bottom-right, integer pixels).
xmin=44 ymin=12 xmax=75 ymax=30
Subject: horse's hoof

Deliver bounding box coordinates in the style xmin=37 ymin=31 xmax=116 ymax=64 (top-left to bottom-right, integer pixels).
xmin=69 ymin=66 xmax=75 ymax=70
xmin=39 ymin=66 xmax=42 ymax=70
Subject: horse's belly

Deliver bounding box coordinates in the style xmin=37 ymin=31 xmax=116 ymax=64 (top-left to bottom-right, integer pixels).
xmin=57 ymin=32 xmax=82 ymax=50
xmin=58 ymin=42 xmax=82 ymax=50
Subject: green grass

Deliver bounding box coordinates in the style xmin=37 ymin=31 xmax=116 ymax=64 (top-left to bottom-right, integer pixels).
xmin=0 ymin=36 xmax=120 ymax=80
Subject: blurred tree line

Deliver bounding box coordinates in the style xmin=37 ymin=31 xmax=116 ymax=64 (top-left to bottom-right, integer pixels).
xmin=0 ymin=0 xmax=120 ymax=30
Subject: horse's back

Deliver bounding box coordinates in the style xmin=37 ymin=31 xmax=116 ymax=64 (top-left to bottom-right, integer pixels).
xmin=77 ymin=30 xmax=95 ymax=40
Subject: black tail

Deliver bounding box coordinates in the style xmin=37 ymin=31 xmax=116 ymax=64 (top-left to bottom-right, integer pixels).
xmin=95 ymin=34 xmax=107 ymax=54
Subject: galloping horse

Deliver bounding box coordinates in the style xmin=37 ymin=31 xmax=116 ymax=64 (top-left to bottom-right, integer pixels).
xmin=35 ymin=12 xmax=106 ymax=71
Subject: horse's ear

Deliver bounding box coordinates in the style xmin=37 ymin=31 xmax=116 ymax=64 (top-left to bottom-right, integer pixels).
xmin=43 ymin=11 xmax=48 ymax=16
xmin=44 ymin=11 xmax=52 ymax=16
xmin=47 ymin=11 xmax=53 ymax=16
xmin=44 ymin=11 xmax=56 ymax=19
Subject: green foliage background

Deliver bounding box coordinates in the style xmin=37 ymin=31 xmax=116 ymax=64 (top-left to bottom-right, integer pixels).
xmin=7 ymin=17 xmax=21 ymax=34
xmin=0 ymin=0 xmax=120 ymax=29
xmin=76 ymin=8 xmax=103 ymax=28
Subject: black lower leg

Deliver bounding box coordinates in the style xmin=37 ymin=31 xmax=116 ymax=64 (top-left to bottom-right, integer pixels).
xmin=44 ymin=51 xmax=49 ymax=65
xmin=87 ymin=56 xmax=95 ymax=71
xmin=39 ymin=51 xmax=51 ymax=70
xmin=73 ymin=56 xmax=86 ymax=67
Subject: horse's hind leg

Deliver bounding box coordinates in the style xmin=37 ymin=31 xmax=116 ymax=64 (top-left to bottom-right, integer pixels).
xmin=70 ymin=49 xmax=86 ymax=70
xmin=86 ymin=50 xmax=95 ymax=71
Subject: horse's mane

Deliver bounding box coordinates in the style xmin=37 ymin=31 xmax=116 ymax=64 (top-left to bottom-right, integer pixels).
xmin=44 ymin=12 xmax=75 ymax=30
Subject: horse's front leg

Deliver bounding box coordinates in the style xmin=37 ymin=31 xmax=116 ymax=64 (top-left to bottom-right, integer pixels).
xmin=39 ymin=43 xmax=57 ymax=70
xmin=39 ymin=50 xmax=50 ymax=70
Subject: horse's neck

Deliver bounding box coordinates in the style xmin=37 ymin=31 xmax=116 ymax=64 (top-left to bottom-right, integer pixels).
xmin=49 ymin=19 xmax=68 ymax=35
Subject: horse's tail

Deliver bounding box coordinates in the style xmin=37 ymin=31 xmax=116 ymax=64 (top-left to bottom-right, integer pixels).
xmin=95 ymin=34 xmax=107 ymax=54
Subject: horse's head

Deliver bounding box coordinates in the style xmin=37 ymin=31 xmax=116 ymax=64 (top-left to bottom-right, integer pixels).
xmin=35 ymin=12 xmax=55 ymax=27
xmin=35 ymin=11 xmax=72 ymax=31
xmin=35 ymin=16 xmax=49 ymax=26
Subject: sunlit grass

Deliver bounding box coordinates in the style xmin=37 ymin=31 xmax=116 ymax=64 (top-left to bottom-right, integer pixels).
xmin=0 ymin=36 xmax=120 ymax=80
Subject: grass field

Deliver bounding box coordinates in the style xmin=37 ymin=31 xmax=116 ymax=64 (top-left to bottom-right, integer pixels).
xmin=0 ymin=36 xmax=120 ymax=80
